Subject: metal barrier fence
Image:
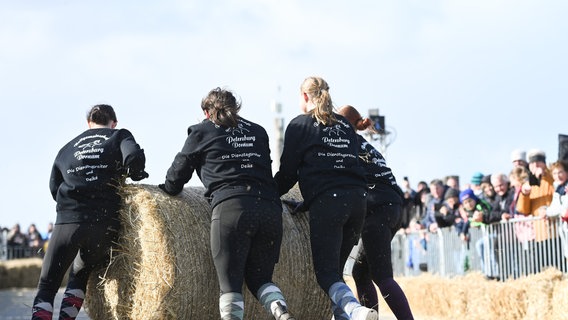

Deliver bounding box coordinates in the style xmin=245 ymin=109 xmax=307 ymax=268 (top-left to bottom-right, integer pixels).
xmin=0 ymin=230 xmax=44 ymax=261
xmin=5 ymin=217 xmax=568 ymax=282
xmin=0 ymin=230 xmax=6 ymax=261
xmin=390 ymin=216 xmax=568 ymax=281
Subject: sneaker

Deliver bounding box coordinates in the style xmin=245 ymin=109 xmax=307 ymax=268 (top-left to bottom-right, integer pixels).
xmin=272 ymin=301 xmax=295 ymax=320
xmin=352 ymin=306 xmax=379 ymax=320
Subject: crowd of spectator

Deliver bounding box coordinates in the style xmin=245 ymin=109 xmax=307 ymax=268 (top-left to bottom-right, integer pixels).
xmin=398 ymin=148 xmax=568 ymax=279
xmin=1 ymin=222 xmax=53 ymax=259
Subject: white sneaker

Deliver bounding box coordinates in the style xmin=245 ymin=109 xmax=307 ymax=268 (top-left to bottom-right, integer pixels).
xmin=351 ymin=306 xmax=378 ymax=320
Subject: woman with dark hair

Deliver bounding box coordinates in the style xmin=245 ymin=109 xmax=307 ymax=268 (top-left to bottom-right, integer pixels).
xmin=337 ymin=105 xmax=414 ymax=320
xmin=274 ymin=78 xmax=377 ymax=320
xmin=160 ymin=88 xmax=294 ymax=320
xmin=32 ymin=104 xmax=148 ymax=320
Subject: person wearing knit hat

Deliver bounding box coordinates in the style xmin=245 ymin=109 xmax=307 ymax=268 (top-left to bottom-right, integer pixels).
xmin=518 ymin=148 xmax=553 ymax=217
xmin=527 ymin=149 xmax=546 ymax=163
xmin=471 ymin=172 xmax=484 ymax=185
xmin=445 ymin=188 xmax=460 ymax=200
xmin=459 ymin=188 xmax=479 ymax=204
xmin=457 ymin=188 xmax=495 ymax=231
xmin=470 ymin=172 xmax=484 ymax=197
xmin=456 ymin=188 xmax=497 ymax=278
xmin=510 ymin=149 xmax=527 ymax=168
xmin=517 ymin=148 xmax=556 ymax=272
xmin=525 ymin=149 xmax=548 ymax=186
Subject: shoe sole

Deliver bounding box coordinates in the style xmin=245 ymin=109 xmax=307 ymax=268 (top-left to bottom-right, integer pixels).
xmin=366 ymin=309 xmax=379 ymax=320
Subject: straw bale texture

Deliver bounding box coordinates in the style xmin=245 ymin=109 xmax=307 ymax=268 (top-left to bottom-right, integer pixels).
xmin=388 ymin=268 xmax=567 ymax=320
xmin=0 ymin=258 xmax=43 ymax=288
xmin=551 ymin=271 xmax=568 ymax=320
xmin=85 ymin=184 xmax=331 ymax=319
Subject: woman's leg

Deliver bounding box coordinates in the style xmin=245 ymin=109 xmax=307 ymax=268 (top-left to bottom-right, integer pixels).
xmin=211 ymin=199 xmax=249 ymax=319
xmin=309 ymin=188 xmax=376 ymax=320
xmin=362 ymin=203 xmax=413 ymax=320
xmin=32 ymin=224 xmax=81 ymax=320
xmin=351 ymin=244 xmax=378 ymax=310
xmin=244 ymin=198 xmax=294 ymax=319
xmin=59 ymin=223 xmax=118 ymax=320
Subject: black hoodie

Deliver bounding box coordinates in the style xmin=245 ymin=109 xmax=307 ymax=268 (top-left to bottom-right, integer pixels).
xmin=274 ymin=113 xmax=366 ymax=206
xmin=162 ymin=118 xmax=280 ymax=208
xmin=50 ymin=128 xmax=146 ymax=224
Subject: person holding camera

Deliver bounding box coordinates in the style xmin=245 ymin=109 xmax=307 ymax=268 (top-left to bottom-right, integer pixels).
xmin=516 ymin=149 xmax=557 ymax=271
xmin=517 ymin=149 xmax=554 ymax=217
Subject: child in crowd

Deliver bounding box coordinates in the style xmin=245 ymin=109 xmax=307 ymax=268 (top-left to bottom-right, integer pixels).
xmin=455 ymin=189 xmax=493 ymax=241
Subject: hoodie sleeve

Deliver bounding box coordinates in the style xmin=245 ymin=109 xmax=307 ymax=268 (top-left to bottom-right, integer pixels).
xmin=274 ymin=120 xmax=304 ymax=195
xmin=163 ymin=128 xmax=202 ymax=195
xmin=118 ymin=129 xmax=148 ymax=181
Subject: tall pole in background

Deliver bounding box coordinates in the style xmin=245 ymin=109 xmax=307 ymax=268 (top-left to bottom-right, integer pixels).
xmin=366 ymin=108 xmax=395 ymax=158
xmin=271 ymin=86 xmax=285 ymax=173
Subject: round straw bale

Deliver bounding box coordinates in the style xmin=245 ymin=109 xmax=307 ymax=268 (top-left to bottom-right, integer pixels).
xmin=0 ymin=258 xmax=43 ymax=288
xmin=487 ymin=278 xmax=527 ymax=320
xmin=551 ymin=272 xmax=568 ymax=320
xmin=515 ymin=267 xmax=561 ymax=320
xmin=398 ymin=272 xmax=468 ymax=318
xmin=85 ymin=184 xmax=331 ymax=319
xmin=391 ymin=268 xmax=567 ymax=320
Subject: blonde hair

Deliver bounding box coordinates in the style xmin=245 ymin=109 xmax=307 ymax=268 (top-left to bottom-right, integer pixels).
xmin=510 ymin=166 xmax=530 ymax=184
xmin=550 ymin=160 xmax=568 ymax=173
xmin=300 ymin=76 xmax=336 ymax=125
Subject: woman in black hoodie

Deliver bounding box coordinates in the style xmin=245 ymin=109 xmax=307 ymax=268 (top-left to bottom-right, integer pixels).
xmin=338 ymin=105 xmax=414 ymax=320
xmin=274 ymin=77 xmax=377 ymax=320
xmin=160 ymin=88 xmax=294 ymax=320
xmin=32 ymin=104 xmax=148 ymax=320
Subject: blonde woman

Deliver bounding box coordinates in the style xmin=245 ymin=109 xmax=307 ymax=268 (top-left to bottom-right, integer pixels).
xmin=274 ymin=77 xmax=376 ymax=320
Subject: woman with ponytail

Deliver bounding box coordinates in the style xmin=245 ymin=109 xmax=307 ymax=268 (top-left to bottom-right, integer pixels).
xmin=274 ymin=77 xmax=377 ymax=320
xmin=337 ymin=105 xmax=414 ymax=320
xmin=160 ymin=87 xmax=294 ymax=320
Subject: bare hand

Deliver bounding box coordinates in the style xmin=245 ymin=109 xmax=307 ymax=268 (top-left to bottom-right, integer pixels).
xmin=521 ymin=182 xmax=532 ymax=195
xmin=537 ymin=206 xmax=547 ymax=218
xmin=429 ymin=223 xmax=438 ymax=233
xmin=501 ymin=213 xmax=512 ymax=221
xmin=533 ymin=167 xmax=544 ymax=179
xmin=472 ymin=211 xmax=483 ymax=222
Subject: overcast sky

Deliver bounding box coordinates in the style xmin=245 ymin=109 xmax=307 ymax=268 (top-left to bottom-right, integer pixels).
xmin=1 ymin=0 xmax=567 ymax=233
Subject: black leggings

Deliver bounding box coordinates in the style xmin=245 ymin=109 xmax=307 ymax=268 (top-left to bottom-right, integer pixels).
xmin=308 ymin=187 xmax=367 ymax=292
xmin=354 ymin=203 xmax=401 ymax=283
xmin=353 ymin=203 xmax=415 ymax=319
xmin=34 ymin=222 xmax=119 ymax=305
xmin=210 ymin=196 xmax=283 ymax=296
